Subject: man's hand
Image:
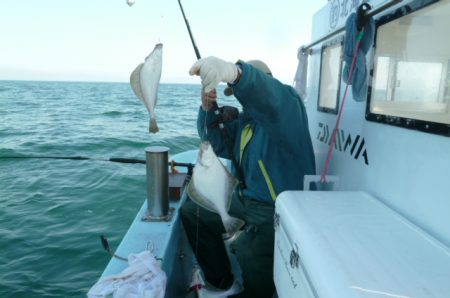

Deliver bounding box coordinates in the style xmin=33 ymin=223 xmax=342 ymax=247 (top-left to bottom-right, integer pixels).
xmin=189 ymin=56 xmax=238 ymax=92
xmin=201 ymin=88 xmax=217 ymax=111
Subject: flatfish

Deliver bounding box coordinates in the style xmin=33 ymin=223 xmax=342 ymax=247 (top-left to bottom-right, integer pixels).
xmin=187 ymin=141 xmax=245 ymax=236
xmin=130 ymin=43 xmax=163 ymax=133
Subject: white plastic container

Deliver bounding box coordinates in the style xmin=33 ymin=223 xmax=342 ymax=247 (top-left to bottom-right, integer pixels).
xmin=274 ymin=191 xmax=450 ymax=297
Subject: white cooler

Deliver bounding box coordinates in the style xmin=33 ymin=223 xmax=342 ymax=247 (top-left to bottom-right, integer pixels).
xmin=274 ymin=191 xmax=450 ymax=298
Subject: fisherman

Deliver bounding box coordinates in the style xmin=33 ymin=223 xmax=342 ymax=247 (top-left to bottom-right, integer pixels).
xmin=180 ymin=56 xmax=316 ymax=297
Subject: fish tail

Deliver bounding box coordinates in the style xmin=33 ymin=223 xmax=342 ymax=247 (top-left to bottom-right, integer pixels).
xmin=149 ymin=118 xmax=159 ymax=133
xmin=222 ymin=216 xmax=245 ymax=237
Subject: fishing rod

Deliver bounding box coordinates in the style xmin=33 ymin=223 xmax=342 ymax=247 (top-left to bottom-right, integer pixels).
xmin=0 ymin=155 xmax=145 ymax=164
xmin=177 ymin=0 xmax=201 ymax=59
xmin=0 ymin=155 xmax=194 ymax=172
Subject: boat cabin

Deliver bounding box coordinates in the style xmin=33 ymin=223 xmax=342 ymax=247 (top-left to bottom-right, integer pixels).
xmin=275 ymin=0 xmax=450 ymax=297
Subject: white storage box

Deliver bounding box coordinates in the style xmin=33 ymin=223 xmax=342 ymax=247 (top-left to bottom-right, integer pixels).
xmin=274 ymin=191 xmax=450 ymax=298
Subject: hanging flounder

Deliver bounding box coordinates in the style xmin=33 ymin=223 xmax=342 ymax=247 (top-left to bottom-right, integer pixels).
xmin=130 ymin=43 xmax=163 ymax=133
xmin=187 ymin=141 xmax=245 ymax=236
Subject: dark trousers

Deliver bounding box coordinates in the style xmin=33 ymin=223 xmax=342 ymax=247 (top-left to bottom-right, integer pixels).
xmin=180 ymin=195 xmax=275 ymax=298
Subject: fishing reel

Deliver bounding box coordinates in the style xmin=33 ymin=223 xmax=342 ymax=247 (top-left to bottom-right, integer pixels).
xmin=209 ymin=105 xmax=240 ymax=129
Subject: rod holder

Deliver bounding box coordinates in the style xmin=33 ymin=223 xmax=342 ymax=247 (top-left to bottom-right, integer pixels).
xmin=142 ymin=146 xmax=171 ymax=221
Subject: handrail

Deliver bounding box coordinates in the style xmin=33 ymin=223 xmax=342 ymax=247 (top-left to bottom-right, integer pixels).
xmin=302 ymin=0 xmax=403 ymax=53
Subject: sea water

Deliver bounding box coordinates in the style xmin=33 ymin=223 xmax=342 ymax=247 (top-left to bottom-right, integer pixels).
xmin=0 ymin=80 xmax=237 ymax=297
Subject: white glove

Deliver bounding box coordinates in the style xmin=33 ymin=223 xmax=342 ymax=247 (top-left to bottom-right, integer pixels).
xmin=189 ymin=56 xmax=238 ymax=93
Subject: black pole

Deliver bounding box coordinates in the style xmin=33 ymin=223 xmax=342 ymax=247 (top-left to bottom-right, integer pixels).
xmin=0 ymin=155 xmax=194 ymax=169
xmin=177 ymin=0 xmax=201 ymax=59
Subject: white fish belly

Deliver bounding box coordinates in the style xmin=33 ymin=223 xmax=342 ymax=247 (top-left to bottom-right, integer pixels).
xmin=140 ymin=60 xmax=162 ymax=115
xmin=192 ymin=159 xmax=230 ymax=214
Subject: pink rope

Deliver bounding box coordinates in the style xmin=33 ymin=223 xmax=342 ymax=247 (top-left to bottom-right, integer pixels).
xmin=320 ymin=30 xmax=365 ymax=183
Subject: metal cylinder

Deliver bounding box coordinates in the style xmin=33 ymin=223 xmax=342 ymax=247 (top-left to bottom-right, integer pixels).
xmin=145 ymin=146 xmax=169 ymax=218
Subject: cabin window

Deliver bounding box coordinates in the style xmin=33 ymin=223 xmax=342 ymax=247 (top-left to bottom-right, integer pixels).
xmin=367 ymin=0 xmax=450 ymax=135
xmin=318 ymin=38 xmax=343 ymax=114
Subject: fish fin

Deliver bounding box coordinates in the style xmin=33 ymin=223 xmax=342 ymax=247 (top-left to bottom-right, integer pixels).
xmin=149 ymin=118 xmax=159 ymax=133
xmin=225 ymin=169 xmax=240 ymax=211
xmin=222 ymin=216 xmax=245 ymax=236
xmin=130 ymin=63 xmax=145 ymax=102
xmin=186 ymin=179 xmax=217 ymax=213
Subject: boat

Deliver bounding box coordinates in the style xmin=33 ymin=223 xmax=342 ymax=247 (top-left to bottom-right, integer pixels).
xmin=93 ymin=0 xmax=450 ymax=297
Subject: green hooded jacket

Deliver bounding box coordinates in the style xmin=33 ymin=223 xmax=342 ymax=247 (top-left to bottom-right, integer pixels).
xmin=197 ymin=61 xmax=316 ymax=204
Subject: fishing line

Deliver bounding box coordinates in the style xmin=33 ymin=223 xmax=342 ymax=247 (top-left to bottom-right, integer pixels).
xmin=196 ymin=90 xmax=212 ymax=257
xmin=177 ymin=0 xmax=215 ymax=263
xmin=195 ymin=201 xmax=200 ymax=260
xmin=202 ymin=90 xmax=210 ymax=140
xmin=196 ymin=89 xmax=210 ymax=259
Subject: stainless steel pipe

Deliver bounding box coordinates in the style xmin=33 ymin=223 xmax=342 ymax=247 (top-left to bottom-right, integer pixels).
xmin=145 ymin=146 xmax=169 ymax=219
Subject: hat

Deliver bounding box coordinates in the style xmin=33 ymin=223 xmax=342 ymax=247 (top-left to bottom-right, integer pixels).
xmin=224 ymin=60 xmax=272 ymax=96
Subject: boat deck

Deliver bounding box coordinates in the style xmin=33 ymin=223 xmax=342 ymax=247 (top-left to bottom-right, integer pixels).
xmin=100 ymin=149 xmax=198 ymax=297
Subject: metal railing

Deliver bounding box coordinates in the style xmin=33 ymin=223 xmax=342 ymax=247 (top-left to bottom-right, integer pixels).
xmin=302 ymin=0 xmax=404 ymax=53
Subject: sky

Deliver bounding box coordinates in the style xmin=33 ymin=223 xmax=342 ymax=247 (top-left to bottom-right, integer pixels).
xmin=0 ymin=0 xmax=328 ymax=85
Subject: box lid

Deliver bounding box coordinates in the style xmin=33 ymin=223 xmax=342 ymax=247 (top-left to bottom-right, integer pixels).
xmin=275 ymin=191 xmax=450 ymax=297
